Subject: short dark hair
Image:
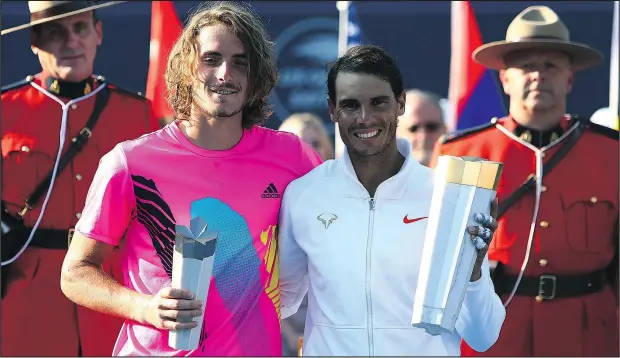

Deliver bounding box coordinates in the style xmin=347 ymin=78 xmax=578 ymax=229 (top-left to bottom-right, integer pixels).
xmin=327 ymin=45 xmax=404 ymax=101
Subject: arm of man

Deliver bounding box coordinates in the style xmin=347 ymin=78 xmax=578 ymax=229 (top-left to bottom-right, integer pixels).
xmin=61 ymin=145 xmax=200 ymax=330
xmin=278 ymin=182 xmax=310 ymax=320
xmin=278 ymin=135 xmax=323 ymax=319
xmin=62 ymin=234 xmax=151 ymax=323
xmin=455 ymin=254 xmax=506 ymax=352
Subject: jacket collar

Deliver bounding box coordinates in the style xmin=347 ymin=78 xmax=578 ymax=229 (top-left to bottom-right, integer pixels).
xmin=36 ymin=72 xmax=95 ymax=99
xmin=497 ymin=115 xmax=576 ymax=148
xmin=336 ymin=138 xmax=422 ymax=200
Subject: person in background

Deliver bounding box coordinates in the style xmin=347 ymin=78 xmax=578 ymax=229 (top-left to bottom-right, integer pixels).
xmin=396 ymin=89 xmax=446 ymax=167
xmin=1 ymin=1 xmax=158 ymax=356
xmin=60 ymin=2 xmax=321 ymax=356
xmin=279 ymin=112 xmax=335 ymax=161
xmin=432 ymin=5 xmax=618 ymax=357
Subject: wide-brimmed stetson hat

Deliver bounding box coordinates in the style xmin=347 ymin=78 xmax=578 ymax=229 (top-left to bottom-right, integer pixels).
xmin=1 ymin=1 xmax=124 ymax=36
xmin=473 ymin=6 xmax=603 ymax=71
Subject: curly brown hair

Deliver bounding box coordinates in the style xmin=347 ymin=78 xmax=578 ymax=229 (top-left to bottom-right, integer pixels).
xmin=165 ymin=1 xmax=278 ymax=128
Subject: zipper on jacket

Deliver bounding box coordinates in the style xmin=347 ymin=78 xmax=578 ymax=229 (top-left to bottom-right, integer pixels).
xmin=365 ymin=197 xmax=376 ymax=355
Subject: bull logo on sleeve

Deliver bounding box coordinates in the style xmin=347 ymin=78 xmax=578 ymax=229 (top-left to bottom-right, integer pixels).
xmin=317 ymin=213 xmax=338 ymax=229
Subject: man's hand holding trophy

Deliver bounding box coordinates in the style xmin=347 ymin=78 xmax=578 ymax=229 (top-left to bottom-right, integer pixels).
xmin=164 ymin=216 xmax=219 ymax=350
xmin=468 ymin=200 xmax=499 ymax=282
xmin=133 ymin=216 xmax=217 ymax=351
xmin=141 ymin=287 xmax=203 ymax=331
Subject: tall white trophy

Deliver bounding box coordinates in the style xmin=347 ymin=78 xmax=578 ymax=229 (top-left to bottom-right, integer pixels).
xmin=411 ymin=155 xmax=503 ymax=335
xmin=169 ymin=216 xmax=218 ymax=350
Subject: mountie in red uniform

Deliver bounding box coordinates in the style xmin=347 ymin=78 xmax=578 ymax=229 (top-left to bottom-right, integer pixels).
xmin=433 ymin=115 xmax=619 ymax=357
xmin=1 ymin=73 xmax=158 ymax=356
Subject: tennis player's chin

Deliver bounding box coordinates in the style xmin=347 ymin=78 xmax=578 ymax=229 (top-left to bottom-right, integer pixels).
xmin=210 ymin=104 xmax=244 ymax=119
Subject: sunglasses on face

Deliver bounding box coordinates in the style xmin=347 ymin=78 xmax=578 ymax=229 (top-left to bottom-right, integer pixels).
xmin=408 ymin=122 xmax=443 ymax=133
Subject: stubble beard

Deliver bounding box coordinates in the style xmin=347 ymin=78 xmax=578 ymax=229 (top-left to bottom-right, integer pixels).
xmin=347 ymin=123 xmax=397 ymax=164
xmin=212 ymin=105 xmax=243 ymax=118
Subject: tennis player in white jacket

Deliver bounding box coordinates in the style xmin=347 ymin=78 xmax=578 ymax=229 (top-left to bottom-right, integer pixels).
xmin=278 ymin=45 xmax=506 ymax=356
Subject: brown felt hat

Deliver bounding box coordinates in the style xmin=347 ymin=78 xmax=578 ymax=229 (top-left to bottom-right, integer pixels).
xmin=1 ymin=1 xmax=124 ymax=36
xmin=472 ymin=6 xmax=603 ymax=71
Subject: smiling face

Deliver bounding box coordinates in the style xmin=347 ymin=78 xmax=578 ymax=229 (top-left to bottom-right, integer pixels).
xmin=31 ymin=11 xmax=102 ymax=81
xmin=328 ymin=72 xmax=405 ymax=157
xmin=193 ymin=23 xmax=249 ymax=120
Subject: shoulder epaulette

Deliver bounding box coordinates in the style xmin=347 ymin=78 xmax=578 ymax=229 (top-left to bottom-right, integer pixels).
xmin=442 ymin=119 xmax=497 ymax=144
xmin=575 ymin=114 xmax=619 ymax=141
xmin=108 ymin=84 xmax=148 ymax=101
xmin=96 ymin=75 xmax=147 ymax=101
xmin=1 ymin=75 xmax=33 ymax=94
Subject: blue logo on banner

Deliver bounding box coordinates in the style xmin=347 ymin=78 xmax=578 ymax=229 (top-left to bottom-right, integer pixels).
xmin=270 ymin=18 xmax=339 ymax=129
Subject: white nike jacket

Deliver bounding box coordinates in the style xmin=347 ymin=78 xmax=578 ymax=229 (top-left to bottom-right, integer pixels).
xmin=278 ymin=138 xmax=505 ymax=356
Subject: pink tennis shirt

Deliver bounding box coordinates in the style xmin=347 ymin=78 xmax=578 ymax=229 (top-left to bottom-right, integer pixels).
xmin=75 ymin=120 xmax=322 ymax=356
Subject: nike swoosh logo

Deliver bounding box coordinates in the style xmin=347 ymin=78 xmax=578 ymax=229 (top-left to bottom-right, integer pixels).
xmin=403 ymin=216 xmax=428 ymax=224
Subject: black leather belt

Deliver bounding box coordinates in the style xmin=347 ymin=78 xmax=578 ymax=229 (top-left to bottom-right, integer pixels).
xmin=12 ymin=227 xmax=72 ymax=250
xmin=496 ymin=269 xmax=608 ymax=300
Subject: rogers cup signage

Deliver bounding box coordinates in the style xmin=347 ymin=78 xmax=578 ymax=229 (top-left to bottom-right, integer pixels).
xmin=270 ymin=17 xmax=338 ymax=133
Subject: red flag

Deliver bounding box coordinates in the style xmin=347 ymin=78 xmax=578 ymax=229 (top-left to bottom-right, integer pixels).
xmin=146 ymin=1 xmax=183 ymax=126
xmin=448 ymin=1 xmax=505 ymax=132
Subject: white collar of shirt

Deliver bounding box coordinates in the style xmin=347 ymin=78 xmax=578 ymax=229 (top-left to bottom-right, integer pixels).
xmin=333 ymin=138 xmax=426 ymax=200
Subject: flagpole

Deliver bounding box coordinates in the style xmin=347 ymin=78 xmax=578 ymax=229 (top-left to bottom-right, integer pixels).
xmin=335 ymin=1 xmax=351 ymax=158
xmin=610 ymin=1 xmax=619 ymax=129
xmin=337 ymin=1 xmax=350 ymax=57
xmin=447 ymin=1 xmax=461 ymax=133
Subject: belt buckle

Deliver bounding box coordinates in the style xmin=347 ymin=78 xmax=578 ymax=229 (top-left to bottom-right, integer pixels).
xmin=538 ymin=274 xmax=557 ymax=300
xmin=68 ymin=228 xmax=76 ymax=247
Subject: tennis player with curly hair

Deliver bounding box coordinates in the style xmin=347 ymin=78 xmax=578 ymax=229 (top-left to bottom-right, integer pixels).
xmin=60 ymin=2 xmax=321 ymax=356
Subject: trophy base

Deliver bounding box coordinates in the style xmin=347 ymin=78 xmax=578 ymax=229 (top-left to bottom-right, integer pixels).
xmin=412 ymin=322 xmax=453 ymax=336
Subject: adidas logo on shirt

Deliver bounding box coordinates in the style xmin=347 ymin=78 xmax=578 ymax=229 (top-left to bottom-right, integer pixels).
xmin=262 ymin=183 xmax=280 ymax=199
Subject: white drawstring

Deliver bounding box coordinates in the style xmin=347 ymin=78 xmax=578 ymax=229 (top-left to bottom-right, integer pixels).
xmin=1 ymin=81 xmax=106 ymax=266
xmin=495 ymin=121 xmax=578 ymax=307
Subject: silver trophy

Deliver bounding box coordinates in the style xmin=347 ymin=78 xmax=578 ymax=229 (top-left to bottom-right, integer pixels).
xmin=411 ymin=156 xmax=503 ymax=335
xmin=168 ymin=216 xmax=218 ymax=350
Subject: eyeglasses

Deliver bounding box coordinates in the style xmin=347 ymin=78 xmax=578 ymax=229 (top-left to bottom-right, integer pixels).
xmin=408 ymin=122 xmax=443 ymax=133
